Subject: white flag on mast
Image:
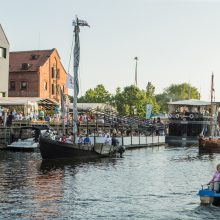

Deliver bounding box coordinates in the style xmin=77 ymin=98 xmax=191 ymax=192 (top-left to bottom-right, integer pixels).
xmin=66 ymin=73 xmax=74 ymax=89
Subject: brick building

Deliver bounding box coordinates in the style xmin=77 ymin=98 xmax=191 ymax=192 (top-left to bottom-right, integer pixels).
xmin=9 ymin=49 xmax=67 ymax=103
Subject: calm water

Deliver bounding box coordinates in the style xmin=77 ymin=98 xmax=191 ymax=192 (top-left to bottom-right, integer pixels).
xmin=0 ymin=146 xmax=220 ymax=219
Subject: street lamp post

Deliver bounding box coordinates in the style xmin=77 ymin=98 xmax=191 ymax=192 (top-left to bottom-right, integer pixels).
xmin=134 ymin=57 xmax=138 ymax=87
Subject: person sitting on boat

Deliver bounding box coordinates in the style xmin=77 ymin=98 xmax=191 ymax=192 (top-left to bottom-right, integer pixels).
xmin=208 ymin=164 xmax=220 ymax=192
xmin=78 ymin=135 xmax=84 ymax=145
xmin=105 ymin=134 xmax=112 ymax=145
xmin=59 ymin=134 xmax=67 ymax=143
xmin=66 ymin=132 xmax=74 ymax=143
xmin=84 ymin=134 xmax=91 ymax=145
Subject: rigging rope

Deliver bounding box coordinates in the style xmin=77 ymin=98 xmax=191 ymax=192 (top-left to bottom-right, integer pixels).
xmin=67 ymin=32 xmax=74 ymax=74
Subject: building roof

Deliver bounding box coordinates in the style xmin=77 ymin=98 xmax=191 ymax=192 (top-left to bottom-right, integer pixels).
xmin=0 ymin=97 xmax=59 ymax=106
xmin=168 ymin=99 xmax=211 ymax=106
xmin=9 ymin=49 xmax=55 ymax=72
xmin=0 ymin=24 xmax=10 ymax=45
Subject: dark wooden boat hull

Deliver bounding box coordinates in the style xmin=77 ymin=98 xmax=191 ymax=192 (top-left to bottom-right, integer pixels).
xmin=39 ymin=136 xmax=111 ymax=160
xmin=199 ymin=137 xmax=220 ymax=153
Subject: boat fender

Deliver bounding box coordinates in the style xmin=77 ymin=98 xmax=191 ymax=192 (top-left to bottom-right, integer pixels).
xmin=168 ymin=113 xmax=172 ymax=119
xmin=189 ymin=114 xmax=194 ymax=119
xmin=175 ymin=114 xmax=180 ymax=119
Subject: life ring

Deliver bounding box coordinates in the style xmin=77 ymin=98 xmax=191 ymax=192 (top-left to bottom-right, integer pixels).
xmin=175 ymin=114 xmax=180 ymax=119
xmin=189 ymin=114 xmax=194 ymax=119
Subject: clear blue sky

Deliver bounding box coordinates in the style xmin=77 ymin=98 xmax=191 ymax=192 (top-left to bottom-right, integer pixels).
xmin=1 ymin=0 xmax=220 ymax=100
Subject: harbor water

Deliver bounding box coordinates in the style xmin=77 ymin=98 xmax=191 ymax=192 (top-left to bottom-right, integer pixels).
xmin=1 ymin=146 xmax=220 ymax=219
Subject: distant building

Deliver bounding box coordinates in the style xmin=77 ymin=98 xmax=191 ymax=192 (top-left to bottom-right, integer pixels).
xmin=9 ymin=48 xmax=67 ymax=103
xmin=0 ymin=24 xmax=10 ymax=97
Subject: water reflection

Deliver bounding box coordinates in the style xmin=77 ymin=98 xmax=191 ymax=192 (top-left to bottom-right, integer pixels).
xmin=2 ymin=147 xmax=220 ymax=219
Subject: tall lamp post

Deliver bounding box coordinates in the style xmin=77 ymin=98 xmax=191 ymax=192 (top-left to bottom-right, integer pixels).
xmin=134 ymin=57 xmax=138 ymax=87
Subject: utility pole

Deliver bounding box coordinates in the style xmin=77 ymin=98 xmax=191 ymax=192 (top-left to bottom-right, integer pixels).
xmin=134 ymin=57 xmax=138 ymax=87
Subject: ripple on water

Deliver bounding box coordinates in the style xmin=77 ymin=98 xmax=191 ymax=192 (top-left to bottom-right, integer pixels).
xmin=1 ymin=147 xmax=220 ymax=219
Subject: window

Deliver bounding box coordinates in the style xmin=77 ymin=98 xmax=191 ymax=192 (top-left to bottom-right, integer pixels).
xmin=0 ymin=92 xmax=6 ymax=97
xmin=22 ymin=63 xmax=31 ymax=70
xmin=10 ymin=81 xmax=15 ymax=90
xmin=52 ymin=67 xmax=57 ymax=78
xmin=52 ymin=84 xmax=55 ymax=95
xmin=0 ymin=47 xmax=6 ymax=58
xmin=44 ymin=81 xmax=48 ymax=91
xmin=57 ymin=69 xmax=60 ymax=79
xmin=21 ymin=81 xmax=27 ymax=90
xmin=56 ymin=85 xmax=60 ymax=94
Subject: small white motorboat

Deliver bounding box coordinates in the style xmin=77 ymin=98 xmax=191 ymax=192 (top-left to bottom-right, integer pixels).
xmin=7 ymin=138 xmax=39 ymax=151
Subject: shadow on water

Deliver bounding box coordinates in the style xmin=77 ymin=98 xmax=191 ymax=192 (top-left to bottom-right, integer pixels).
xmin=38 ymin=156 xmax=119 ymax=173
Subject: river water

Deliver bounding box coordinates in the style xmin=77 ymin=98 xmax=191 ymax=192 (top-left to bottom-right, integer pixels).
xmin=0 ymin=146 xmax=220 ymax=219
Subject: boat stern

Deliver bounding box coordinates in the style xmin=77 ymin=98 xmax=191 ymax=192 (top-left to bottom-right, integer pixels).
xmin=198 ymin=189 xmax=215 ymax=204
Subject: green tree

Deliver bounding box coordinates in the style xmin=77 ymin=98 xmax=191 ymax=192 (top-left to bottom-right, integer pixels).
xmin=113 ymin=83 xmax=159 ymax=117
xmin=156 ymin=83 xmax=200 ymax=113
xmin=78 ymin=84 xmax=112 ymax=103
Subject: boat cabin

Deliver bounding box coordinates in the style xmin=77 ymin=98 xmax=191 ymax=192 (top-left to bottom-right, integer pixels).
xmin=166 ymin=99 xmax=219 ymax=145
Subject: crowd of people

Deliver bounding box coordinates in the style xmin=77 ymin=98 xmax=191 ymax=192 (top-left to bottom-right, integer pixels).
xmin=0 ymin=108 xmax=166 ymax=138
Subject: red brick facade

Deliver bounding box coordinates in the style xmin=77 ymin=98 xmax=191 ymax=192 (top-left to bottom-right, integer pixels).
xmin=9 ymin=49 xmax=67 ymax=102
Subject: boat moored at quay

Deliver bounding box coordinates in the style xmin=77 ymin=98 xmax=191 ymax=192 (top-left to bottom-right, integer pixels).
xmin=166 ymin=99 xmax=214 ymax=146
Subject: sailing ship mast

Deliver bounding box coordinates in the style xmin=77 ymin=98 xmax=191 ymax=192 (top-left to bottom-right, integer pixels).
xmin=72 ymin=17 xmax=89 ymax=144
xmin=210 ymin=72 xmax=214 ymax=136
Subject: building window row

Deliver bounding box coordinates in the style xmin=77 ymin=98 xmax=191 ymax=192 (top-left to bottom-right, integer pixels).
xmin=10 ymin=81 xmax=27 ymax=90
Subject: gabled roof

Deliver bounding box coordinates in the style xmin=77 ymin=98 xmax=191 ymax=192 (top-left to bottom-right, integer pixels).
xmin=168 ymin=99 xmax=211 ymax=106
xmin=0 ymin=24 xmax=10 ymax=45
xmin=9 ymin=49 xmax=55 ymax=72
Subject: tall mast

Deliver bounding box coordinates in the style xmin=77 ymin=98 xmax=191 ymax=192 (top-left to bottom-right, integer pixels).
xmin=72 ymin=17 xmax=89 ymax=144
xmin=210 ymin=72 xmax=214 ymax=136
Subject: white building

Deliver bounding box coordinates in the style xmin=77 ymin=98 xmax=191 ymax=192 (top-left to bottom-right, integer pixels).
xmin=0 ymin=24 xmax=9 ymax=97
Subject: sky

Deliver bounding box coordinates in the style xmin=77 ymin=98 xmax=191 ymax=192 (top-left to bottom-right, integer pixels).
xmin=1 ymin=0 xmax=220 ymax=101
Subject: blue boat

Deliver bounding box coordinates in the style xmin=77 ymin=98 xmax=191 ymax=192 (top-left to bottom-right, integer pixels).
xmin=198 ymin=185 xmax=220 ymax=205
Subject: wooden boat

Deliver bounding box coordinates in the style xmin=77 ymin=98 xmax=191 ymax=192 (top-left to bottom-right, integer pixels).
xmin=39 ymin=18 xmax=125 ymax=160
xmin=39 ymin=131 xmax=123 ymax=160
xmin=198 ymin=73 xmax=220 ymax=153
xmin=199 ymin=136 xmax=220 ymax=153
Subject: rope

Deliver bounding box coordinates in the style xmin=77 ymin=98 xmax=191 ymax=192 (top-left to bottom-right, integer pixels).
xmin=67 ymin=32 xmax=74 ymax=74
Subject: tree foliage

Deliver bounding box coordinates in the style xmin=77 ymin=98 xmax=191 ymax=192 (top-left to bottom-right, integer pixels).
xmin=78 ymin=84 xmax=112 ymax=103
xmin=76 ymin=82 xmax=200 ymax=116
xmin=156 ymin=83 xmax=200 ymax=113
xmin=113 ymin=83 xmax=159 ymax=117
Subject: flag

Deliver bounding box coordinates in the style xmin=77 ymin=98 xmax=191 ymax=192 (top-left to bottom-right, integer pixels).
xmin=66 ymin=73 xmax=74 ymax=89
xmin=74 ymin=30 xmax=80 ymax=96
xmin=60 ymin=87 xmax=66 ymax=116
xmin=146 ymin=104 xmax=153 ymax=119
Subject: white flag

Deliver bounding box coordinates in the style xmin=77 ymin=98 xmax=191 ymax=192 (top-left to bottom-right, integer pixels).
xmin=66 ymin=74 xmax=74 ymax=89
